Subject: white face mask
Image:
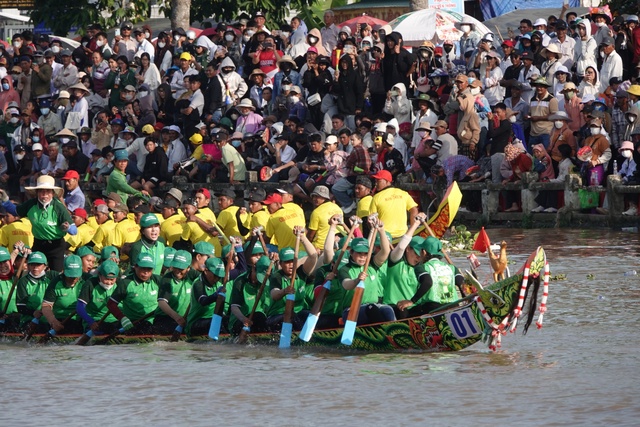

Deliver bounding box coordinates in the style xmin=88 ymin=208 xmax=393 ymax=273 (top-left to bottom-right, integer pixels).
xmin=174 ymin=35 xmax=181 ymax=41
xmin=460 ymin=25 xmax=471 ymax=33
xmin=282 ymin=84 xmax=291 ymax=92
xmin=622 ymin=150 xmax=633 ymax=158
xmin=158 ymin=41 xmax=166 ymax=49
xmin=52 ymin=46 xmax=60 ymax=54
xmin=554 ymin=120 xmax=564 ymax=129
xmin=9 ymin=117 xmax=19 ymax=124
xmin=99 ymin=281 xmax=115 ymax=290
xmin=96 ymin=40 xmax=104 ymax=47
xmin=470 ymin=87 xmax=480 ymax=95
xmin=247 ymin=30 xmax=255 ymax=37
xmin=509 ymin=115 xmax=517 ymax=123
xmin=14 ymin=153 xmax=24 ymax=160
xmin=281 ymin=32 xmax=290 ymax=38
xmin=59 ymin=137 xmax=70 ymax=144
xmin=13 ymin=41 xmax=21 ymax=48
xmin=600 ymin=51 xmax=605 ymax=58
xmin=417 ymin=130 xmax=427 ymax=138
xmin=145 ymin=32 xmax=151 ymax=39
xmin=138 ymin=91 xmax=148 ymax=98
xmin=243 ymin=36 xmax=250 ymax=43
xmin=590 ymin=127 xmax=601 ymax=135
xmin=628 ymin=115 xmax=637 ymax=123
xmin=225 ymin=34 xmax=234 ymax=41
xmin=288 ymin=95 xmax=299 ymax=103
xmin=124 ymin=94 xmax=133 ymax=101
xmin=596 ymin=21 xmax=606 ymax=27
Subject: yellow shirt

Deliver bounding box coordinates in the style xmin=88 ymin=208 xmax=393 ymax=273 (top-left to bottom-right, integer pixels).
xmin=86 ymin=216 xmax=99 ymax=230
xmin=65 ymin=223 xmax=96 ymax=252
xmin=161 ymin=214 xmax=186 ymax=246
xmin=217 ymin=206 xmax=248 ymax=241
xmin=266 ymin=206 xmax=306 ymax=250
xmin=153 ymin=212 xmax=165 ymax=225
xmin=92 ymin=220 xmax=117 ymax=253
xmin=181 ymin=217 xmax=222 ymax=257
xmin=249 ymin=208 xmax=270 ymax=230
xmin=308 ymin=201 xmax=343 ymax=250
xmin=0 ymin=219 xmax=34 ymax=250
xmin=111 ymin=218 xmax=141 ymax=259
xmin=369 ymin=187 xmax=417 ymax=238
xmin=191 ymin=145 xmax=204 ymax=160
xmin=356 ymin=195 xmax=373 ymax=219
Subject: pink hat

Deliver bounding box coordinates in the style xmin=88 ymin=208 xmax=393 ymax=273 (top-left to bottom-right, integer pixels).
xmin=307 ymin=46 xmax=318 ymax=54
xmin=620 ymin=141 xmax=634 ymax=151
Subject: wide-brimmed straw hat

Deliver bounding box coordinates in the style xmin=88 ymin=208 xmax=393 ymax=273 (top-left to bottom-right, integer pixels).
xmin=25 ymin=175 xmax=63 ymax=198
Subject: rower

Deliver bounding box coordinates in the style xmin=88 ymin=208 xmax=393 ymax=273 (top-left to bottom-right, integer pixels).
xmin=396 ymin=237 xmax=464 ymax=316
xmin=107 ymin=253 xmax=161 ymax=334
xmin=75 ymin=246 xmax=97 ymax=278
xmin=16 ymin=251 xmax=59 ymax=333
xmin=0 ymin=246 xmax=20 ymax=331
xmin=187 ymin=241 xmax=216 ymax=281
xmin=128 ymin=213 xmax=166 ymax=275
xmin=229 ymin=255 xmax=272 ymax=335
xmin=76 ymin=260 xmax=121 ymax=335
xmin=156 ymin=250 xmax=193 ymax=334
xmin=186 ymin=257 xmax=226 ymax=336
xmin=41 ymin=255 xmax=84 ymax=334
xmin=266 ymin=227 xmax=318 ymax=332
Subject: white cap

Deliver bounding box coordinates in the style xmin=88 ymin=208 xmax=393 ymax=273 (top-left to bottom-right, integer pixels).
xmin=385 ymin=133 xmax=395 ymax=146
xmin=325 ymin=135 xmax=338 ymax=145
xmin=374 ymin=122 xmax=387 ymax=132
xmin=32 ymin=143 xmax=43 ymax=151
xmin=272 ymin=122 xmax=284 ymax=135
xmin=534 ymin=18 xmax=547 ymax=27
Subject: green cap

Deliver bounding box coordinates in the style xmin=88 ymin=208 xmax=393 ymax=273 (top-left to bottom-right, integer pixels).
xmin=135 ymin=253 xmax=155 ymax=269
xmin=76 ymin=246 xmax=94 ymax=258
xmin=28 ymin=251 xmax=47 ymax=264
xmin=114 ymin=150 xmax=129 ymax=161
xmin=332 ymin=251 xmax=350 ymax=267
xmin=255 ymin=255 xmax=272 ymax=282
xmin=351 ymin=238 xmax=370 ymax=253
xmin=279 ymin=247 xmax=296 ymax=262
xmin=422 ymin=236 xmax=443 ymax=256
xmin=409 ymin=236 xmax=426 ymax=253
xmin=98 ymin=260 xmax=119 ymax=278
xmin=101 ymin=245 xmax=119 ymax=261
xmin=171 ymin=250 xmax=192 ymax=270
xmin=221 ymin=244 xmax=233 ymax=258
xmin=338 ymin=235 xmax=351 ymax=250
xmin=374 ymin=231 xmax=393 ymax=247
xmin=0 ymin=246 xmax=10 ymax=262
xmin=163 ymin=247 xmax=176 ymax=268
xmin=140 ymin=213 xmax=160 ymax=228
xmin=193 ymin=241 xmax=215 ymax=256
xmin=205 ymin=257 xmax=225 ymax=277
xmin=64 ymin=255 xmax=83 ymax=278
xmin=243 ymin=241 xmax=265 ymax=255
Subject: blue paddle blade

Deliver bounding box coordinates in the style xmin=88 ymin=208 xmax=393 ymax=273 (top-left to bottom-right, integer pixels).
xmin=279 ymin=322 xmax=293 ymax=348
xmin=299 ymin=313 xmax=319 ymax=342
xmin=341 ymin=320 xmax=357 ymax=345
xmin=85 ymin=330 xmax=94 ymax=338
xmin=174 ymin=325 xmax=183 ymax=333
xmin=209 ymin=314 xmax=222 ymax=340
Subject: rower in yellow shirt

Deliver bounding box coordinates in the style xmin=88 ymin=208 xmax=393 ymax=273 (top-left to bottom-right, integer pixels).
xmin=264 ymin=192 xmax=306 ymax=250
xmin=355 ymin=176 xmax=374 ymax=220
xmin=65 ymin=208 xmax=96 ymax=252
xmin=369 ymin=170 xmax=418 ymax=239
xmin=91 ymin=204 xmax=116 ymax=253
xmin=215 ymin=188 xmax=248 ymax=241
xmin=160 ymin=199 xmax=186 ymax=246
xmin=180 ymin=198 xmax=222 ymax=257
xmin=111 ymin=204 xmax=141 ymax=260
xmin=0 ymin=203 xmax=34 ymax=250
xmin=307 ymin=185 xmax=343 ymax=250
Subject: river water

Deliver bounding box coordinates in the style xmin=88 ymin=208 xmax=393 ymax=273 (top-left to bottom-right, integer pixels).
xmin=1 ymin=229 xmax=639 ymax=426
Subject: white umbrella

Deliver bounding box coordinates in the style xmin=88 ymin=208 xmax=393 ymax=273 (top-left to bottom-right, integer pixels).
xmin=389 ymin=9 xmax=491 ymax=46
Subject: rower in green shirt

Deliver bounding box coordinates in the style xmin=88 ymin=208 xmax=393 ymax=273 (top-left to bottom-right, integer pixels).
xmin=76 ymin=260 xmax=120 ymax=335
xmin=41 ymin=255 xmax=84 ymax=334
xmin=0 ymin=246 xmax=20 ymax=331
xmin=107 ymin=253 xmax=161 ymax=334
xmin=186 ymin=257 xmax=226 ymax=336
xmin=156 ymin=250 xmax=193 ymax=334
xmin=229 ymin=255 xmax=273 ymax=335
xmin=128 ymin=213 xmax=166 ymax=275
xmin=15 ymin=251 xmax=59 ymax=332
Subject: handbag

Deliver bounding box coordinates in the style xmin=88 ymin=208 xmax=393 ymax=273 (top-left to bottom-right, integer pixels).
xmin=307 ymin=93 xmax=322 ymax=106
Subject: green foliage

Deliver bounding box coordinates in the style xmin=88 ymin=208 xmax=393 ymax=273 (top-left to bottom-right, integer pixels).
xmin=442 ymin=225 xmax=474 ymax=252
xmin=29 ymin=0 xmax=152 ymax=36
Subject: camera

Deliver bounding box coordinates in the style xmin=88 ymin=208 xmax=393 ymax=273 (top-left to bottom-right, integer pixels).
xmin=262 ymin=42 xmax=273 ymax=49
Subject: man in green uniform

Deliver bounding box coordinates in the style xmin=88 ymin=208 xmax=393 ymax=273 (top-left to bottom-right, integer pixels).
xmin=156 ymin=250 xmax=193 ymax=334
xmin=0 ymin=246 xmax=19 ymax=331
xmin=16 ymin=251 xmax=59 ymax=332
xmin=76 ymin=260 xmax=121 ymax=335
xmin=266 ymin=227 xmax=318 ymax=331
xmin=187 ymin=241 xmax=216 ymax=282
xmin=397 ymin=237 xmax=464 ymax=316
xmin=41 ymin=255 xmax=84 ymax=334
xmin=128 ymin=213 xmax=166 ymax=275
xmin=76 ymin=246 xmax=98 ymax=278
xmin=107 ymin=253 xmax=162 ymax=334
xmin=186 ymin=257 xmax=226 ymax=336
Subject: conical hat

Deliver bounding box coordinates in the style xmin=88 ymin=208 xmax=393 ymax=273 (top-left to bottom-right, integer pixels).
xmin=25 ymin=175 xmax=63 ymax=199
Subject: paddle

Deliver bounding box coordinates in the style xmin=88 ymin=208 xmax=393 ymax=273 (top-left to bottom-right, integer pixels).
xmin=212 ymin=222 xmax=231 ymax=245
xmin=208 ymin=239 xmax=235 ymax=340
xmin=237 ymin=259 xmax=275 ymax=344
xmin=75 ymin=311 xmax=110 ymax=346
xmin=257 ymin=229 xmax=270 ymax=256
xmin=95 ymin=310 xmax=156 ymax=345
xmin=279 ymin=230 xmax=302 ymax=349
xmin=170 ymin=304 xmax=190 ymax=342
xmin=341 ymin=227 xmax=378 ymax=346
xmin=300 ymin=217 xmax=361 ymax=342
xmin=38 ymin=310 xmax=76 ymax=344
xmin=0 ymin=260 xmax=26 ymax=327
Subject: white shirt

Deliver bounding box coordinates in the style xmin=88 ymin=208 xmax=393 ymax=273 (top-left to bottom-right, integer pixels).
xmin=189 ymin=89 xmax=205 ymax=115
xmin=135 ymin=39 xmax=155 ymax=62
xmin=551 ymin=36 xmax=576 ymax=69
xmin=599 ymin=51 xmax=623 ymax=93
xmin=170 ymin=67 xmax=198 ymax=99
xmin=166 ymin=138 xmax=187 ymax=172
xmin=126 ymin=136 xmax=148 ymax=172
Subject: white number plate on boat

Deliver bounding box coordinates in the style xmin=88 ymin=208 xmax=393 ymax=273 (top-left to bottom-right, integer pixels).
xmin=445 ymin=308 xmax=481 ymax=339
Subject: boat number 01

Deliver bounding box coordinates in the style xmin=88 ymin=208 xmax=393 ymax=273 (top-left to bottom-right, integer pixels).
xmin=445 ymin=308 xmax=481 ymax=339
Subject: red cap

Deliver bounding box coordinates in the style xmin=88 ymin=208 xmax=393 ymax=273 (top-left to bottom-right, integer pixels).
xmin=93 ymin=199 xmax=106 ymax=206
xmin=371 ymin=170 xmax=393 ymax=182
xmin=62 ymin=170 xmax=80 ymax=180
xmin=73 ymin=208 xmax=88 ymax=219
xmin=501 ymin=40 xmax=516 ymax=48
xmin=262 ymin=193 xmax=283 ymax=205
xmin=197 ymin=188 xmax=211 ymax=199
xmin=154 ymin=122 xmax=165 ymax=131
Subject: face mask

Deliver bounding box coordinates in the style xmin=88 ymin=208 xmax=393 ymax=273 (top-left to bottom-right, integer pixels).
xmin=52 ymin=46 xmax=60 ymax=53
xmin=600 ymin=51 xmax=605 ymax=58
xmin=2 ymin=83 xmax=9 ymax=91
xmin=59 ymin=137 xmax=70 ymax=144
xmin=15 ymin=153 xmax=24 ymax=160
xmin=281 ymin=64 xmax=292 ymax=72
xmin=96 ymin=40 xmax=104 ymax=47
xmin=554 ymin=120 xmax=564 ymax=129
xmin=444 ymin=46 xmax=452 ymax=53
xmin=470 ymin=87 xmax=480 ymax=95
xmin=225 ymin=34 xmax=234 ymax=42
xmin=432 ymin=77 xmax=441 ymax=85
xmin=124 ymin=94 xmax=133 ymax=101
xmin=509 ymin=115 xmax=517 ymax=123
xmin=566 ymin=91 xmax=575 ymax=99
xmin=417 ymin=130 xmax=427 ymax=138
xmin=99 ymin=281 xmax=115 ymax=291
xmin=13 ymin=41 xmax=21 ymax=48
xmin=460 ymin=25 xmax=470 ymax=33
xmin=628 ymin=115 xmax=637 ymax=123
xmin=590 ymin=127 xmax=601 ymax=135
xmin=308 ymin=36 xmax=318 ymax=44
xmin=32 ymin=136 xmax=40 ymax=143
xmin=247 ymin=30 xmax=255 ymax=37
xmin=622 ymin=150 xmax=633 ymax=159
xmin=288 ymin=95 xmax=299 ymax=103
xmin=281 ymin=32 xmax=290 ymax=38
xmin=145 ymin=32 xmax=151 ymax=39
xmin=138 ymin=91 xmax=148 ymax=98
xmin=596 ymin=21 xmax=606 ymax=27
xmin=9 ymin=117 xmax=18 ymax=124
xmin=231 ymin=140 xmax=242 ymax=148
xmin=243 ymin=36 xmax=250 ymax=43
xmin=222 ymin=68 xmax=232 ymax=75
xmin=282 ymin=84 xmax=291 ymax=91
xmin=174 ymin=35 xmax=181 ymax=41
xmin=158 ymin=41 xmax=166 ymax=48
xmin=29 ymin=270 xmax=46 ymax=279
xmin=230 ymin=113 xmax=239 ymax=120
xmin=40 ymin=107 xmax=49 ymax=115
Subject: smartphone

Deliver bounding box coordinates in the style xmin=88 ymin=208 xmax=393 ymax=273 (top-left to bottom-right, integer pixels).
xmin=115 ymin=28 xmax=121 ymax=37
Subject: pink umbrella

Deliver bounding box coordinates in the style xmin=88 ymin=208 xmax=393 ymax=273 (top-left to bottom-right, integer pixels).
xmin=338 ymin=14 xmax=388 ymax=35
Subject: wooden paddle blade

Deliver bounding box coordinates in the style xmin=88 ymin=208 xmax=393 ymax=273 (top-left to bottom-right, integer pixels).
xmin=75 ymin=330 xmax=94 ymax=346
xmin=170 ymin=325 xmax=183 ymax=342
xmin=279 ymin=321 xmax=293 ymax=349
xmin=299 ymin=313 xmax=319 ymax=342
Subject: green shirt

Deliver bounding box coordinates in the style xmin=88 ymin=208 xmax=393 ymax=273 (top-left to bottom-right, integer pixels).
xmin=266 ymin=267 xmax=312 ymax=317
xmin=0 ymin=278 xmax=17 ymax=315
xmin=78 ymin=277 xmax=118 ymax=324
xmin=43 ymin=275 xmax=82 ymax=320
xmin=415 ymin=259 xmax=458 ymax=305
xmin=129 ymin=238 xmax=166 ymax=275
xmin=186 ymin=276 xmax=220 ymax=335
xmin=383 ymin=258 xmax=419 ymax=305
xmin=110 ymin=273 xmax=161 ymax=322
xmin=106 ymin=169 xmax=143 ymax=204
xmin=338 ymin=261 xmax=384 ymax=307
xmin=313 ymin=264 xmax=347 ymax=316
xmin=229 ymin=271 xmax=270 ymax=326
xmin=16 ymin=271 xmax=59 ymax=324
xmin=17 ymin=198 xmax=72 ymax=241
xmin=157 ymin=271 xmax=193 ymax=317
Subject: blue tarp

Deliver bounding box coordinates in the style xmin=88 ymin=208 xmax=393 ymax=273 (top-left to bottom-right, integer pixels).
xmin=480 ymin=0 xmax=581 ymax=20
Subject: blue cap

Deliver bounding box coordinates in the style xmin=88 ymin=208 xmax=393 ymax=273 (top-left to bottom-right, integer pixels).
xmin=114 ymin=150 xmax=129 ymax=161
xmin=111 ymin=118 xmax=125 ymax=127
xmin=2 ymin=202 xmax=17 ymax=217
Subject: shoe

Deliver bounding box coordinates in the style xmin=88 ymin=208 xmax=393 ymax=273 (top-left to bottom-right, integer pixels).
xmin=341 ymin=201 xmax=356 ymax=215
xmin=623 ymin=206 xmax=638 ymax=216
xmin=543 ymin=207 xmax=558 ymax=213
xmin=531 ymin=206 xmax=545 ymax=213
